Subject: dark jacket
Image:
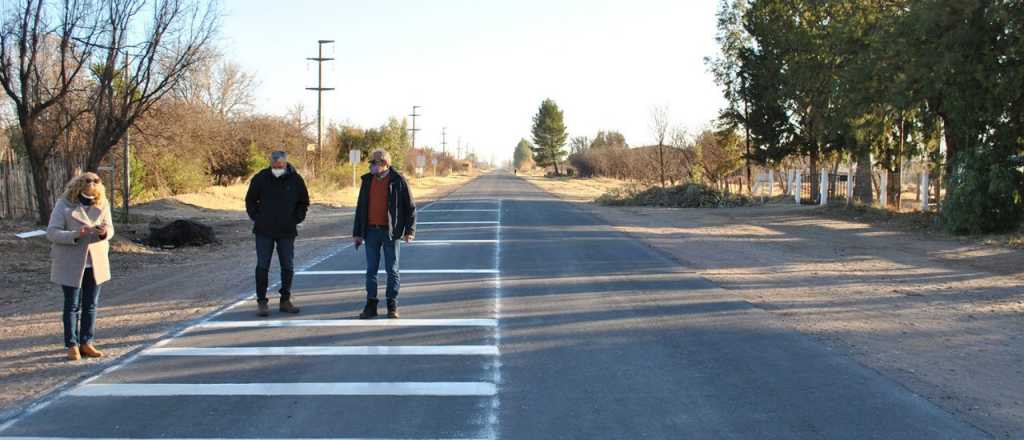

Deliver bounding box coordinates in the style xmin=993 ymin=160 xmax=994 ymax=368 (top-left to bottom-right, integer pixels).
xmin=245 ymin=165 xmax=310 ymax=238
xmin=352 ymin=170 xmax=416 ymax=240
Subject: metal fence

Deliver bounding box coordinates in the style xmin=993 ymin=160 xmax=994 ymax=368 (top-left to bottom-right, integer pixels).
xmin=797 ymin=173 xmax=850 ymax=204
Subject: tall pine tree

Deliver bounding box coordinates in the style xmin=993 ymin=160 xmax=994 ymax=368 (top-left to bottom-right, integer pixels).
xmin=530 ymin=99 xmax=568 ymax=175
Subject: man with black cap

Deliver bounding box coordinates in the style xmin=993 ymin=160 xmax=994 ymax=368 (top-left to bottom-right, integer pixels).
xmin=245 ymin=150 xmax=310 ymax=316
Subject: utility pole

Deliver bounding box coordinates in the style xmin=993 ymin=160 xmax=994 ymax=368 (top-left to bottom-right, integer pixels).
xmin=457 ymin=137 xmax=462 ymax=160
xmin=409 ymin=105 xmax=421 ymax=151
xmin=305 ymin=39 xmax=335 ymax=177
xmin=441 ymin=127 xmax=447 ymax=158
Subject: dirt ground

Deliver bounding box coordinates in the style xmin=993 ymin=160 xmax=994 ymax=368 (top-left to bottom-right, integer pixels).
xmin=524 ymin=175 xmax=1024 ymax=439
xmin=0 ymin=172 xmax=477 ymax=421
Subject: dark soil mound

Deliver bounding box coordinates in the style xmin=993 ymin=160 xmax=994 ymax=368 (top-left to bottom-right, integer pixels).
xmin=145 ymin=219 xmax=218 ymax=248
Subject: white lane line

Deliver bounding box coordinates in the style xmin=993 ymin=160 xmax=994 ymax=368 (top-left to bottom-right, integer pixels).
xmin=69 ymin=382 xmax=498 ymax=397
xmin=425 ymin=201 xmax=498 ymax=205
xmin=419 ymin=209 xmax=499 ymax=213
xmin=298 ymin=269 xmax=498 ymax=275
xmin=142 ymin=346 xmax=499 ymax=356
xmin=487 ymin=198 xmax=504 ymax=437
xmin=418 ymin=221 xmax=498 ymax=225
xmin=195 ymin=319 xmax=498 ymax=329
xmin=411 ymin=240 xmax=498 ymax=244
xmin=0 ymin=438 xmax=487 ymax=440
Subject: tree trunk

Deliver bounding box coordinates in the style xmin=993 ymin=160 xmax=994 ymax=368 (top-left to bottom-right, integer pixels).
xmin=854 ymin=146 xmax=873 ymax=204
xmin=809 ymin=148 xmax=820 ymax=203
xmin=658 ymin=143 xmax=665 ymax=187
xmin=830 ymin=160 xmax=840 ymax=199
xmin=887 ymin=168 xmax=900 ymax=209
xmin=941 ymin=114 xmax=959 ymax=196
xmin=28 ymin=153 xmax=54 ymax=225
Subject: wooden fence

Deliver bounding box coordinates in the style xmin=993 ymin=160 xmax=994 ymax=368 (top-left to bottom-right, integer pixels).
xmin=0 ymin=152 xmax=89 ymax=221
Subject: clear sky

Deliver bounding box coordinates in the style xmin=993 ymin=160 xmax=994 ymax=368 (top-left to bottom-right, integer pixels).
xmin=220 ymin=0 xmax=725 ymax=163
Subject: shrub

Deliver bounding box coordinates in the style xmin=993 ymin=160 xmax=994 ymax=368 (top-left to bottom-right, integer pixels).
xmin=942 ymin=150 xmax=1023 ymax=234
xmin=246 ymin=142 xmax=269 ymax=175
xmin=151 ymin=153 xmax=208 ymax=195
xmin=597 ymin=182 xmax=753 ymax=208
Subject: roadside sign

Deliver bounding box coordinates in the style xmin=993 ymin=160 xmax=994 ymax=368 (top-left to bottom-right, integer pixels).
xmin=307 ymin=143 xmax=316 ymax=152
xmin=350 ymin=149 xmax=361 ymax=164
xmin=417 ymin=155 xmax=426 ymax=167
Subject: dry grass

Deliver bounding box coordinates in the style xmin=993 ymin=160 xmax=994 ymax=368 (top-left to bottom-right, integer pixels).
xmin=133 ymin=171 xmax=480 ymax=218
xmin=520 ymin=175 xmax=635 ymax=203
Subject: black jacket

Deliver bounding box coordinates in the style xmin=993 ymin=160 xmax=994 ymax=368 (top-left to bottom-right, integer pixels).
xmin=352 ymin=170 xmax=416 ymax=240
xmin=245 ymin=165 xmax=310 ymax=238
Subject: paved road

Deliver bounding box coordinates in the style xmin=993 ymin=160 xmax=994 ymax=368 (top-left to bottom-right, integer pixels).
xmin=0 ymin=172 xmax=988 ymax=439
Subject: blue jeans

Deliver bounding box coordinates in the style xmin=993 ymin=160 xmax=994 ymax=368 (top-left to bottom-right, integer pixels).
xmin=255 ymin=234 xmax=295 ymax=302
xmin=365 ymin=227 xmax=400 ymax=300
xmin=62 ymin=268 xmax=101 ymax=348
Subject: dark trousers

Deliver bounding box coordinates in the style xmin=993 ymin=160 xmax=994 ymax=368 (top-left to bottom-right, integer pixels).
xmin=255 ymin=234 xmax=295 ymax=302
xmin=62 ymin=268 xmax=101 ymax=348
xmin=365 ymin=227 xmax=400 ymax=300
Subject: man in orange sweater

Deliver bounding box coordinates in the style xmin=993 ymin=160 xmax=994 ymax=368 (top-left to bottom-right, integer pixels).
xmin=352 ymin=148 xmax=416 ymax=318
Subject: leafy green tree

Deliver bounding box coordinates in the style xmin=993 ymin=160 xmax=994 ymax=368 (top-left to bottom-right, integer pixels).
xmin=590 ymin=131 xmax=627 ymax=149
xmin=246 ymin=142 xmax=269 ymax=174
xmin=513 ymin=138 xmax=534 ymax=171
xmin=707 ymin=0 xmax=754 ymax=189
xmin=530 ymin=98 xmax=568 ymax=175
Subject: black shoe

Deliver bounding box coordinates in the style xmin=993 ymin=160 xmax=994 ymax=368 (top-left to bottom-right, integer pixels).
xmin=387 ymin=299 xmax=399 ymax=319
xmin=359 ymin=299 xmax=379 ymax=319
xmin=257 ymin=300 xmax=270 ymax=317
xmin=279 ymin=299 xmax=300 ymax=314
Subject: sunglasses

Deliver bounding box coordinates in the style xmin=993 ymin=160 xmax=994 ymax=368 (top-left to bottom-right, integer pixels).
xmin=369 ymin=160 xmax=386 ymax=165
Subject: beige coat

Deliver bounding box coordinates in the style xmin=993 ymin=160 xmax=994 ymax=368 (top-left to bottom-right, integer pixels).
xmin=46 ymin=197 xmax=114 ymax=288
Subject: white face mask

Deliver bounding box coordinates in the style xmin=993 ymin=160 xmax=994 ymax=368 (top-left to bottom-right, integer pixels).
xmin=271 ymin=168 xmax=286 ymax=177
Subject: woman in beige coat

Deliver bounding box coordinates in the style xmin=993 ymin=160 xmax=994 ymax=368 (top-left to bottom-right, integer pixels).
xmin=46 ymin=172 xmax=114 ymax=361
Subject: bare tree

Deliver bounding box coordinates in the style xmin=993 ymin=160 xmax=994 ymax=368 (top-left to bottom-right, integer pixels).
xmin=0 ymin=0 xmax=99 ymax=223
xmin=84 ymin=0 xmax=220 ymax=171
xmin=650 ymin=105 xmax=669 ymax=187
xmin=207 ymin=60 xmax=255 ymax=117
xmin=569 ymin=135 xmax=589 ymax=155
xmin=670 ymin=126 xmax=697 ymax=182
xmin=175 ymin=54 xmax=256 ymax=118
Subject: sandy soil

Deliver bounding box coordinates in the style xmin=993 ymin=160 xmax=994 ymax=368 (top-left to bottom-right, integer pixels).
xmin=0 ymin=172 xmax=477 ymax=421
xmin=525 ymin=174 xmax=1024 ymax=439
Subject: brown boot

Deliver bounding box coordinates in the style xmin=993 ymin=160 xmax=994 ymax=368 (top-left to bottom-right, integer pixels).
xmin=80 ymin=343 xmax=103 ymax=358
xmin=279 ymin=298 xmax=300 ymax=314
xmin=359 ymin=299 xmax=379 ymax=319
xmin=257 ymin=300 xmax=270 ymax=317
xmin=67 ymin=346 xmax=81 ymax=361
